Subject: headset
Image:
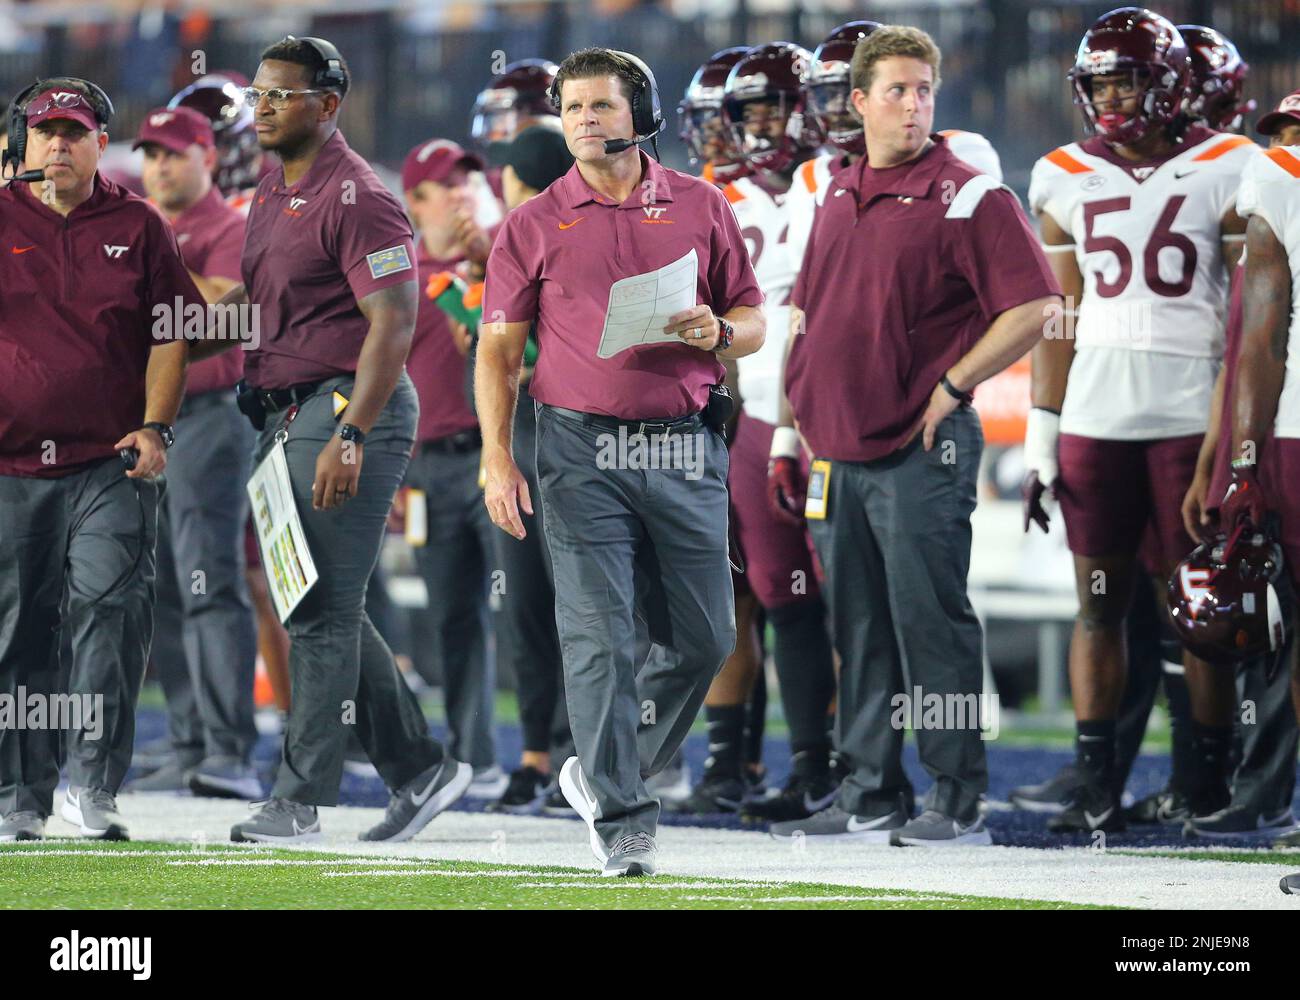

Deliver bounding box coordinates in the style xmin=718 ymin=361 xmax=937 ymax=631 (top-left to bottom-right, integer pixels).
xmin=2 ymin=76 xmax=115 ymax=183
xmin=548 ymin=49 xmax=665 ymax=158
xmin=284 ymin=35 xmax=348 ymax=92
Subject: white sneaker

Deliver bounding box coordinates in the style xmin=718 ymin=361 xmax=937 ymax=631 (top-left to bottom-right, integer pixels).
xmin=62 ymin=787 xmax=129 ymax=840
xmin=558 ymin=756 xmax=607 ymax=862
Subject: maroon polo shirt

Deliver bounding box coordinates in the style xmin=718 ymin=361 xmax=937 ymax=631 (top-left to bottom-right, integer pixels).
xmin=0 ymin=174 xmax=204 ymax=478
xmin=483 ymin=149 xmax=763 ymax=420
xmin=786 ymin=137 xmax=1060 ymax=462
xmin=169 ymin=185 xmax=246 ymax=395
xmin=408 ymin=248 xmax=477 ymax=442
xmin=241 ymin=130 xmax=418 ymax=389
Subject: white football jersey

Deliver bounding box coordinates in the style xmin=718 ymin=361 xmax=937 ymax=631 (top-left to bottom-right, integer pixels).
xmin=786 ymin=129 xmax=1002 ymax=273
xmin=1030 ymin=129 xmax=1257 ymax=438
xmin=725 ymin=174 xmax=796 ymax=425
xmin=1236 ymin=145 xmax=1300 ymax=438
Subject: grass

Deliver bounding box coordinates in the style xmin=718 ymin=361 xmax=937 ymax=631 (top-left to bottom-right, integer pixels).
xmin=0 ymin=841 xmax=1111 ymax=910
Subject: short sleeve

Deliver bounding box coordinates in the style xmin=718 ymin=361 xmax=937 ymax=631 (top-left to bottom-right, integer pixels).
xmin=707 ymin=188 xmax=763 ymax=314
xmin=1027 ymin=157 xmax=1068 ymax=232
xmin=956 ymin=186 xmax=1063 ymax=318
xmin=482 ymin=211 xmax=541 ymax=324
xmin=201 ymin=215 xmax=246 ymax=282
xmin=1236 ymin=152 xmax=1290 ymax=240
xmin=146 ymin=212 xmax=205 ymax=346
xmin=338 ymin=187 xmax=418 ymax=302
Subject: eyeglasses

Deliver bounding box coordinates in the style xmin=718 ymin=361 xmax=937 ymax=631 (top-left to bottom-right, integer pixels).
xmin=241 ymin=86 xmax=325 ymax=111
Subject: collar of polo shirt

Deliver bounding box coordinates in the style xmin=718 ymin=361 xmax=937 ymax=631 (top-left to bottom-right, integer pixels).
xmin=848 ymin=133 xmax=948 ymax=202
xmin=269 ymin=129 xmax=349 ymax=198
xmin=557 ymin=149 xmax=678 ymax=210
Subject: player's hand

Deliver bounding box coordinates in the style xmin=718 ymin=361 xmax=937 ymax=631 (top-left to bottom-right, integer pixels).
xmin=767 ymin=456 xmax=806 ymax=525
xmin=1021 ymin=407 xmax=1061 ymax=534
xmin=665 ymin=304 xmax=719 ymax=351
xmin=452 ymin=210 xmax=492 ymax=266
xmin=449 ymin=320 xmax=473 ymax=358
xmin=313 ymin=436 xmax=363 ymax=510
xmin=1180 ymin=469 xmax=1214 ymax=543
xmin=484 ymin=447 xmax=532 ymax=540
xmin=115 ymin=427 xmax=167 ymax=479
xmin=1220 ymin=466 xmax=1267 ymax=530
xmin=915 ymin=381 xmax=961 ymax=453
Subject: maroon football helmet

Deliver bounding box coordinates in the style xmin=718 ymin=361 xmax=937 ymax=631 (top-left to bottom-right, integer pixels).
xmin=723 ymin=42 xmax=823 ymax=174
xmin=168 ymin=74 xmax=260 ymax=196
xmin=678 ymin=47 xmax=750 ymax=170
xmin=470 ymin=59 xmax=559 ymax=146
xmin=1179 ymin=25 xmax=1254 ymax=132
xmin=1069 ymin=7 xmax=1191 ymax=147
xmin=1168 ymin=526 xmax=1286 ymax=665
xmin=803 ymin=20 xmax=883 ymax=156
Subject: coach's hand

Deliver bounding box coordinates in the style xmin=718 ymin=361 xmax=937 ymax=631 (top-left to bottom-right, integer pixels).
xmin=916 ymin=380 xmax=961 ymax=453
xmin=115 ymin=427 xmax=167 ymax=479
xmin=484 ymin=448 xmax=532 ymax=540
xmin=666 ymin=305 xmax=719 ymax=351
xmin=313 ymin=437 xmax=363 ymax=511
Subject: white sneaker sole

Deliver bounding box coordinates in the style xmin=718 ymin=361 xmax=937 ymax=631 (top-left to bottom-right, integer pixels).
xmin=893 ymin=828 xmax=993 ymax=847
xmin=374 ymin=760 xmax=473 ymax=844
xmin=230 ymin=826 xmax=322 ymax=845
xmin=1008 ymin=795 xmax=1070 ymax=815
xmin=559 ymin=757 xmax=607 ymax=863
xmin=60 ymin=797 xmax=129 ymax=840
xmin=601 ymin=858 xmax=656 ymax=877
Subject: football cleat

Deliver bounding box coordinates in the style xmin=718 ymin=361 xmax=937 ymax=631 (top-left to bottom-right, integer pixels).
xmin=1125 ymin=785 xmax=1191 ymax=826
xmin=1009 ymin=763 xmax=1085 ymax=815
xmin=1048 ymin=778 xmax=1126 ymax=835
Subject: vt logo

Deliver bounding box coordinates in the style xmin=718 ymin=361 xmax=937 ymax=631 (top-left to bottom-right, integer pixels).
xmin=289 ymin=197 xmax=308 ymax=211
xmin=103 ymin=244 xmax=129 ymax=258
xmin=642 ymin=206 xmax=666 ymax=219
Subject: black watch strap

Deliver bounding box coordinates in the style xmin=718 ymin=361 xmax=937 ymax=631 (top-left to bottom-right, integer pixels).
xmin=712 ymin=317 xmax=735 ymax=352
xmin=143 ymin=421 xmax=174 ymax=449
xmin=941 ymin=375 xmax=972 ymax=404
xmin=338 ymin=423 xmax=367 ymax=445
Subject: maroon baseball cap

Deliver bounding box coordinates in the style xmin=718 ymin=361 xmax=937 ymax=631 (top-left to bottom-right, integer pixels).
xmin=133 ymin=106 xmax=215 ymax=154
xmin=26 ymin=88 xmax=100 ymax=131
xmin=401 ymin=138 xmax=484 ymax=191
xmin=1257 ymin=90 xmax=1300 ymax=137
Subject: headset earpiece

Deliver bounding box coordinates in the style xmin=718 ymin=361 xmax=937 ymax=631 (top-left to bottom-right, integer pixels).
xmin=289 ymin=35 xmax=347 ymax=91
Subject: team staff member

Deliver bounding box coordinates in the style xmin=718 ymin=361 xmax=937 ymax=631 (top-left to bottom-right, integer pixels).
xmin=190 ymin=37 xmax=470 ymax=843
xmin=0 ymin=80 xmax=197 ymax=841
xmin=772 ymin=27 xmax=1061 ymax=846
xmin=478 ymin=47 xmax=764 ymax=875
xmin=129 ymin=106 xmax=261 ymax=800
xmin=399 ymin=137 xmax=505 ymax=796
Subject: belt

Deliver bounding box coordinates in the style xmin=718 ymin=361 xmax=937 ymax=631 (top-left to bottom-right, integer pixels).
xmin=257 ymin=379 xmax=329 ymax=414
xmin=177 ymin=388 xmax=233 ymax=420
xmin=546 ymin=405 xmax=702 ymax=437
xmin=420 ymin=428 xmax=482 ymax=455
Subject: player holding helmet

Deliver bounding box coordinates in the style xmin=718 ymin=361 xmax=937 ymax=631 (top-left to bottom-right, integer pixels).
xmin=1024 ymin=7 xmax=1256 ymax=835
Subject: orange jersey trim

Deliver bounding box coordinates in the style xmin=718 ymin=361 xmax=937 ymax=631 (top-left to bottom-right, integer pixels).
xmin=1192 ymin=134 xmax=1254 ymax=162
xmin=1044 ymin=147 xmax=1092 ymax=175
xmin=1265 ymin=147 xmax=1300 ymax=179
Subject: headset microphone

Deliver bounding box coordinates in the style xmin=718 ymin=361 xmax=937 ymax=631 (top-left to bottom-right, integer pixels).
xmin=10 ymin=168 xmax=45 ymax=184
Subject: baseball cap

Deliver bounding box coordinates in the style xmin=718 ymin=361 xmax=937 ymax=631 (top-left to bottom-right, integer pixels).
xmin=401 ymin=138 xmax=484 ymax=191
xmin=1257 ymin=90 xmax=1300 ymax=137
xmin=133 ymin=106 xmax=215 ymax=154
xmin=487 ymin=122 xmax=574 ymax=192
xmin=26 ymin=88 xmax=100 ymax=131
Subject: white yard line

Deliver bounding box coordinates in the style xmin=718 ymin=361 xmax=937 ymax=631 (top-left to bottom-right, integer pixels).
xmin=8 ymin=795 xmax=1298 ymax=910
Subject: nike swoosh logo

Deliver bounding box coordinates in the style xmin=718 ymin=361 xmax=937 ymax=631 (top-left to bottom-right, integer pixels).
xmin=558 ymin=218 xmax=584 ymax=230
xmin=409 ymin=769 xmax=442 ymax=806
xmin=1174 ymin=169 xmax=1196 ymax=179
xmin=12 ymin=245 xmax=35 ymax=254
xmin=846 ymin=814 xmax=895 ymax=832
xmin=1084 ymin=807 xmax=1114 ymax=829
xmin=576 ymin=765 xmax=600 ymax=816
xmin=291 ymin=818 xmax=312 ymax=835
xmin=804 ymin=789 xmax=838 ymax=814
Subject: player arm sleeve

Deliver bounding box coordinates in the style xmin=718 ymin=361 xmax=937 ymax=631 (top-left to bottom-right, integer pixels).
xmin=1027 ymin=159 xmax=1070 ymax=235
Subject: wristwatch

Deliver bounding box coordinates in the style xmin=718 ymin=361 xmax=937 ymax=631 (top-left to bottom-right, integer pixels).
xmin=337 ymin=423 xmax=367 ymax=445
xmin=712 ymin=317 xmax=735 ymax=352
xmin=143 ymin=421 xmax=174 ymax=449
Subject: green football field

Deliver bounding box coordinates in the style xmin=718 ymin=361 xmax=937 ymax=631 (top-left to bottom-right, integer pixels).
xmin=0 ymin=841 xmax=1108 ymax=910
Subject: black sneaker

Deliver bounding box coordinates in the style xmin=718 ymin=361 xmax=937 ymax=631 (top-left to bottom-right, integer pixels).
xmin=1125 ymin=785 xmax=1191 ymax=826
xmin=673 ymin=770 xmax=748 ymax=814
xmin=742 ymin=751 xmax=840 ymax=823
xmin=1185 ymin=779 xmax=1232 ymax=824
xmin=487 ymin=766 xmax=549 ymax=814
xmin=1185 ymin=804 xmax=1294 ymax=841
xmin=1009 ymin=763 xmax=1085 ymax=815
xmin=1047 ymin=778 xmax=1126 ymax=834
xmin=542 ymin=786 xmax=573 ymax=817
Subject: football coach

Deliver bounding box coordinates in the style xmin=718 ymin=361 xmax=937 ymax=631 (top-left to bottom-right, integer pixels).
xmin=477 ymin=47 xmax=764 ymax=876
xmin=0 ymin=79 xmax=197 ymax=841
xmin=775 ymin=26 xmax=1061 ymax=847
xmin=189 ymin=36 xmax=470 ymax=843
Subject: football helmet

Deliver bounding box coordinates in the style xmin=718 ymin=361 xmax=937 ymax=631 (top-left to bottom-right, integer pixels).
xmin=168 ymin=74 xmax=260 ymax=196
xmin=803 ymin=20 xmax=882 ymax=157
xmin=723 ymin=42 xmax=822 ymax=173
xmin=1168 ymin=526 xmax=1285 ymax=665
xmin=1069 ymin=7 xmax=1191 ymax=146
xmin=470 ymin=59 xmax=559 ymax=146
xmin=678 ymin=47 xmax=750 ymax=168
xmin=1178 ymin=25 xmax=1253 ymax=132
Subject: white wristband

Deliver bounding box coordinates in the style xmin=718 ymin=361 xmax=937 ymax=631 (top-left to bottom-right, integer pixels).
xmin=770 ymin=425 xmax=801 ymax=460
xmin=1023 ymin=407 xmax=1061 ymax=487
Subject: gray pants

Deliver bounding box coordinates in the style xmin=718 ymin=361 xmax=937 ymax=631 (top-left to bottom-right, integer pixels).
xmin=258 ymin=372 xmax=442 ymax=805
xmin=404 ymin=442 xmax=497 ymax=770
xmin=808 ymin=406 xmax=988 ymax=823
xmin=1233 ymin=647 xmax=1298 ymax=815
xmin=151 ymin=393 xmax=258 ymax=768
xmin=535 ymin=404 xmax=735 ymax=849
xmin=0 ymin=457 xmax=162 ymax=816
